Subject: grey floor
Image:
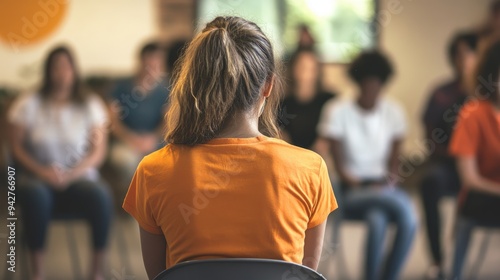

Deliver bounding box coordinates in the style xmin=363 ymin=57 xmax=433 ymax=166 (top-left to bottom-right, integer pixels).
xmin=1 ymin=197 xmax=499 ymax=280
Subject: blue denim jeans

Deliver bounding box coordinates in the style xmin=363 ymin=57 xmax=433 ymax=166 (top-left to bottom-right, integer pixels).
xmin=18 ymin=177 xmax=113 ymax=251
xmin=450 ymin=218 xmax=478 ymax=280
xmin=339 ymin=186 xmax=417 ymax=280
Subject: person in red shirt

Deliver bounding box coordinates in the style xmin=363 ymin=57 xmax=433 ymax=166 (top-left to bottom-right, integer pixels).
xmin=449 ymin=41 xmax=500 ymax=280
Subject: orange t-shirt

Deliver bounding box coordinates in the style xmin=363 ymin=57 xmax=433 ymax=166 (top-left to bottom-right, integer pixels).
xmin=449 ymin=100 xmax=500 ymax=187
xmin=123 ymin=136 xmax=337 ymax=268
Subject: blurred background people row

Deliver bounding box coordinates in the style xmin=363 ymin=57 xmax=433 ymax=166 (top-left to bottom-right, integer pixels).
xmin=418 ymin=31 xmax=478 ymax=279
xmin=1 ymin=0 xmax=500 ymax=279
xmin=8 ymin=47 xmax=112 ymax=280
xmin=317 ymin=51 xmax=416 ymax=280
xmin=107 ymin=42 xmax=167 ymax=202
xmin=5 ymin=26 xmax=499 ymax=280
xmin=5 ymin=40 xmax=186 ymax=279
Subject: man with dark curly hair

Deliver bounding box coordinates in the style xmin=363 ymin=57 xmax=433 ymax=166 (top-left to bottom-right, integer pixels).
xmin=318 ymin=50 xmax=417 ymax=280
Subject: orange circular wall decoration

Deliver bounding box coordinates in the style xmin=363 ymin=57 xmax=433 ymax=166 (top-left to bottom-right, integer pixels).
xmin=0 ymin=0 xmax=68 ymax=49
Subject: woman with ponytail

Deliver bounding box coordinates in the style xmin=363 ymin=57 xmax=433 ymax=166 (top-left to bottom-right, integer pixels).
xmin=123 ymin=16 xmax=337 ymax=279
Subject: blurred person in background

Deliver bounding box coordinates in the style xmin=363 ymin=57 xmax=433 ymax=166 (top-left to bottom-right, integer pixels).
xmin=318 ymin=51 xmax=417 ymax=280
xmin=280 ymin=47 xmax=336 ymax=157
xmin=123 ymin=16 xmax=337 ymax=279
xmin=297 ymin=24 xmax=315 ymax=50
xmin=449 ymin=40 xmax=500 ymax=280
xmin=419 ymin=31 xmax=478 ymax=280
xmin=283 ymin=24 xmax=316 ymax=63
xmin=108 ymin=42 xmax=168 ymax=199
xmin=477 ymin=0 xmax=500 ymax=55
xmin=8 ymin=46 xmax=112 ymax=280
xmin=165 ymin=40 xmax=188 ymax=78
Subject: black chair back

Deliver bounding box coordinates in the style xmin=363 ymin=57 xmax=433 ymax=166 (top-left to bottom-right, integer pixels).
xmin=153 ymin=258 xmax=327 ymax=280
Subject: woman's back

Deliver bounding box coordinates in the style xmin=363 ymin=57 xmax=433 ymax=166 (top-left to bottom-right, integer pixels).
xmin=123 ymin=136 xmax=336 ymax=267
xmin=123 ymin=16 xmax=337 ymax=278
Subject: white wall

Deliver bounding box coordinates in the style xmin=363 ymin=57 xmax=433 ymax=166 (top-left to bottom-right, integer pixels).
xmin=323 ymin=0 xmax=491 ymax=154
xmin=0 ymin=0 xmax=157 ymax=89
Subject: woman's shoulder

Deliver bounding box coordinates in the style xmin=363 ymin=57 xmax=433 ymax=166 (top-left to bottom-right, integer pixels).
xmin=321 ymin=96 xmax=353 ymax=115
xmin=316 ymin=91 xmax=336 ymax=103
xmin=379 ymin=95 xmax=403 ymax=108
xmin=378 ymin=96 xmax=405 ymax=116
xmin=139 ymin=145 xmax=169 ymax=164
xmin=84 ymin=92 xmax=106 ymax=108
xmin=457 ymin=99 xmax=493 ymax=123
xmin=265 ymin=137 xmax=324 ymax=169
xmin=7 ymin=92 xmax=46 ymax=126
xmin=8 ymin=92 xmax=41 ymax=117
xmin=12 ymin=91 xmax=40 ymax=106
xmin=461 ymin=99 xmax=491 ymax=110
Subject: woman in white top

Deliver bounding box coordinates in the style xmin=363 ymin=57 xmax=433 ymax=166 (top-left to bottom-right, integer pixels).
xmin=8 ymin=46 xmax=112 ymax=280
xmin=318 ymin=50 xmax=417 ymax=280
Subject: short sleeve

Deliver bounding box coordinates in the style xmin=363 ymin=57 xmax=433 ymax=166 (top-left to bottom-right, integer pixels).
xmin=308 ymin=158 xmax=338 ymax=229
xmin=86 ymin=94 xmax=109 ymax=127
xmin=389 ymin=101 xmax=407 ymax=139
xmin=7 ymin=93 xmax=35 ymax=126
xmin=449 ymin=107 xmax=479 ymax=157
xmin=317 ymin=100 xmax=344 ymax=140
xmin=123 ymin=161 xmax=163 ymax=234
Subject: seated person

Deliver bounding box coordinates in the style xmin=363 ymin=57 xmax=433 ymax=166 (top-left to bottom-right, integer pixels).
xmin=280 ymin=47 xmax=336 ymax=155
xmin=165 ymin=40 xmax=188 ymax=77
xmin=419 ymin=31 xmax=478 ymax=279
xmin=317 ymin=50 xmax=417 ymax=280
xmin=108 ymin=42 xmax=168 ymax=195
xmin=8 ymin=46 xmax=112 ymax=280
xmin=449 ymin=40 xmax=500 ymax=280
xmin=123 ymin=16 xmax=337 ymax=279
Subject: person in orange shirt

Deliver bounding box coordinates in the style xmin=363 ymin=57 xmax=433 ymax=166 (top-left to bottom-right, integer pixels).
xmin=449 ymin=41 xmax=500 ymax=280
xmin=123 ymin=16 xmax=338 ymax=279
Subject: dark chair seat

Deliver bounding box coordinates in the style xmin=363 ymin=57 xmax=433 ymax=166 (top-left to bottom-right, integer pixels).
xmin=153 ymin=258 xmax=326 ymax=280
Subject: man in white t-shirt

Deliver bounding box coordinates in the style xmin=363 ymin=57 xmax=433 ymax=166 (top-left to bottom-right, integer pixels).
xmin=318 ymin=96 xmax=406 ymax=182
xmin=318 ymin=51 xmax=416 ymax=280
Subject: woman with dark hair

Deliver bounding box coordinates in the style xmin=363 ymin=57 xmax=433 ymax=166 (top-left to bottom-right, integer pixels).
xmin=318 ymin=50 xmax=417 ymax=280
xmin=123 ymin=16 xmax=337 ymax=279
xmin=8 ymin=46 xmax=112 ymax=280
xmin=280 ymin=48 xmax=336 ymax=153
xmin=449 ymin=41 xmax=500 ymax=280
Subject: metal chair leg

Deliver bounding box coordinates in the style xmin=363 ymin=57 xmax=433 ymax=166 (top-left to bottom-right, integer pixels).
xmin=468 ymin=231 xmax=491 ymax=280
xmin=66 ymin=223 xmax=83 ymax=280
xmin=333 ymin=243 xmax=351 ymax=280
xmin=330 ymin=214 xmax=351 ymax=280
xmin=115 ymin=219 xmax=133 ymax=275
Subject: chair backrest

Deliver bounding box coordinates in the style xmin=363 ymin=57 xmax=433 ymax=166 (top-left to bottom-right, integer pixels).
xmin=153 ymin=258 xmax=326 ymax=280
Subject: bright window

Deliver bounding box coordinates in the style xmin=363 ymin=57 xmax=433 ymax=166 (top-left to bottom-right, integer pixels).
xmin=197 ymin=0 xmax=378 ymax=63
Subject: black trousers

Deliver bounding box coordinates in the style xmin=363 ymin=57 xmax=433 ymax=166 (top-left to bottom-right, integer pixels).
xmin=419 ymin=159 xmax=460 ymax=264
